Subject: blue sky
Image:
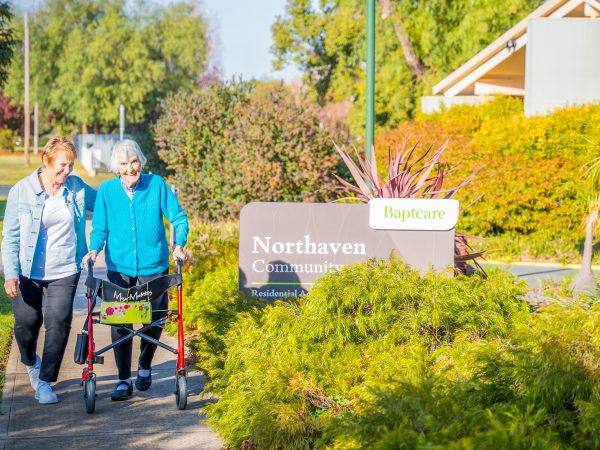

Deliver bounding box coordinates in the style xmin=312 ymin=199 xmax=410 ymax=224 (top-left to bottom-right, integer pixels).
xmin=17 ymin=0 xmax=302 ymax=82
xmin=203 ymin=0 xmax=302 ymax=82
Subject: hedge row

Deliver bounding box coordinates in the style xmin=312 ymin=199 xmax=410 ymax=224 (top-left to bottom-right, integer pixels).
xmin=175 ymin=222 xmax=599 ymax=449
xmin=376 ymin=97 xmax=599 ymax=262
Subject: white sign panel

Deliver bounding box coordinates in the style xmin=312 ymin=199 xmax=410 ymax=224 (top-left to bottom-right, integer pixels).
xmin=369 ymin=198 xmax=459 ymax=231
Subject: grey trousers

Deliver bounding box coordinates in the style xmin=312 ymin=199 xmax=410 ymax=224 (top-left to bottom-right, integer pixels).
xmin=107 ymin=270 xmax=169 ymax=380
xmin=13 ymin=272 xmax=80 ymax=383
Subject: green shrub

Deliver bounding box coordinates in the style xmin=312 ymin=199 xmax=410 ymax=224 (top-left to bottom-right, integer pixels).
xmin=197 ymin=257 xmax=599 ymax=448
xmin=203 ymin=258 xmax=532 ymax=449
xmin=168 ymin=220 xmax=268 ymax=382
xmin=0 ymin=127 xmax=17 ymax=150
xmin=180 ymin=220 xmax=239 ymax=292
xmin=184 ymin=263 xmax=266 ymax=385
xmin=329 ymin=300 xmax=599 ymax=449
xmin=377 ymin=97 xmax=599 ymax=262
xmin=167 ymin=220 xmax=239 ymax=334
xmin=154 ymin=80 xmax=342 ymax=220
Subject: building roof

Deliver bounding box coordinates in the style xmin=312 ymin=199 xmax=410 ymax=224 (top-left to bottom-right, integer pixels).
xmin=433 ymin=0 xmax=600 ymax=97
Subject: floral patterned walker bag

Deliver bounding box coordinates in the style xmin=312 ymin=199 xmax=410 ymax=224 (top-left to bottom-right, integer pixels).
xmin=99 ymin=281 xmax=154 ymax=324
xmin=100 ymin=300 xmax=151 ymax=324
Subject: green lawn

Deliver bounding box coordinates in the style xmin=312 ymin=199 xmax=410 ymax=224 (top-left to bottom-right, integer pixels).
xmin=0 ymin=153 xmax=113 ymax=187
xmin=0 ymin=197 xmax=14 ymax=401
xmin=0 ymin=197 xmax=5 ymax=237
xmin=0 ymin=276 xmax=14 ymax=401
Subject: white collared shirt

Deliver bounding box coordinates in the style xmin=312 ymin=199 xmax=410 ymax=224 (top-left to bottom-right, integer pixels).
xmin=30 ymin=189 xmax=78 ymax=280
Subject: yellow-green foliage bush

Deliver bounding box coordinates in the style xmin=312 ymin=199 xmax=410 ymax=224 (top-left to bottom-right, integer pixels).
xmin=200 ymin=259 xmax=599 ymax=449
xmin=0 ymin=128 xmax=17 ymax=150
xmin=203 ymin=259 xmax=541 ymax=448
xmin=171 ymin=221 xmax=266 ymax=382
xmin=377 ymin=97 xmax=599 ymax=262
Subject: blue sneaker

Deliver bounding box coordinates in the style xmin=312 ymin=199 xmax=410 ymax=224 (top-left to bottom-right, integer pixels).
xmin=26 ymin=355 xmax=41 ymax=392
xmin=35 ymin=381 xmax=58 ymax=404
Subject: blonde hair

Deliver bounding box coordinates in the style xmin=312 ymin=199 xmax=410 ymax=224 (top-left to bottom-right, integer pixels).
xmin=42 ymin=134 xmax=77 ymax=166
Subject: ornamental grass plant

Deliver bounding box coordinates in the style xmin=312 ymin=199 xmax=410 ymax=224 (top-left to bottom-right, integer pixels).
xmin=177 ymin=225 xmax=598 ymax=449
xmin=202 ymin=258 xmax=584 ymax=449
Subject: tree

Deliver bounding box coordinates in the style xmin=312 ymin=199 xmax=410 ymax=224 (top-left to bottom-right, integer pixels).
xmin=52 ymin=4 xmax=163 ymax=131
xmin=4 ymin=0 xmax=209 ymax=133
xmin=571 ymin=158 xmax=600 ymax=295
xmin=272 ymin=0 xmax=545 ymax=136
xmin=0 ymin=1 xmax=15 ymax=89
xmin=142 ymin=1 xmax=209 ymax=98
xmin=154 ymin=80 xmax=342 ymax=220
xmin=0 ymin=91 xmax=21 ymax=130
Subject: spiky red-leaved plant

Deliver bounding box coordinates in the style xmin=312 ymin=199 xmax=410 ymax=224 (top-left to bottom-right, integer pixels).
xmin=334 ymin=138 xmax=485 ymax=274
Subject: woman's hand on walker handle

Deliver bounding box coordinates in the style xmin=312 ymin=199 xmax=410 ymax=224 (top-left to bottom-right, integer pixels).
xmin=82 ymin=250 xmax=98 ymax=268
xmin=4 ymin=279 xmax=18 ymax=299
xmin=173 ymin=245 xmax=186 ymax=263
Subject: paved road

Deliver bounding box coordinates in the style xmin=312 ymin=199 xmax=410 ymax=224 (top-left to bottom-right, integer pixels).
xmin=0 ymin=230 xmax=222 ymax=449
xmin=0 ymin=185 xmax=10 ymax=197
xmin=484 ymin=262 xmax=599 ymax=288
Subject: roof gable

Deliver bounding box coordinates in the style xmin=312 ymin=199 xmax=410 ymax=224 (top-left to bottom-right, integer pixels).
xmin=433 ymin=0 xmax=600 ymax=96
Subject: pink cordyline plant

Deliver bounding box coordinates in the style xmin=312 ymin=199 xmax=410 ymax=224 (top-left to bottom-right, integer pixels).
xmin=334 ymin=138 xmax=485 ymax=274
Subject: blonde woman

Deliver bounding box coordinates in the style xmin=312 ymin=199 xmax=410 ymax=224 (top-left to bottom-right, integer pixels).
xmin=1 ymin=135 xmax=96 ymax=404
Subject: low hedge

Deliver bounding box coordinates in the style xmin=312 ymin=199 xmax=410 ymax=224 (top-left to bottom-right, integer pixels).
xmin=376 ymin=97 xmax=599 ymax=263
xmin=196 ymin=258 xmax=598 ymax=449
xmin=175 ymin=222 xmax=598 ymax=448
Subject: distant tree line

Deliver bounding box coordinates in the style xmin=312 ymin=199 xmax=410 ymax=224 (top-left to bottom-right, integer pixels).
xmin=272 ymin=0 xmax=545 ymax=137
xmin=3 ymin=0 xmax=209 ymax=135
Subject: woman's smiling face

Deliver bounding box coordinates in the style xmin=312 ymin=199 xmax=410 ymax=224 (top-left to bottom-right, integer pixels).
xmin=45 ymin=151 xmax=74 ymax=186
xmin=118 ymin=153 xmax=141 ymax=187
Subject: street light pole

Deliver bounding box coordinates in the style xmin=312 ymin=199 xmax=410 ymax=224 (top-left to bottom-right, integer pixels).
xmin=34 ymin=102 xmax=38 ymax=154
xmin=119 ymin=104 xmax=125 ymax=139
xmin=23 ymin=13 xmax=30 ymax=166
xmin=366 ymin=0 xmax=375 ymax=160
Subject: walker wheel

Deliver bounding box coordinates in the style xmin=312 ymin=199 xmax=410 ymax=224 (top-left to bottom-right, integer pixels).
xmin=84 ymin=378 xmax=96 ymax=414
xmin=175 ymin=375 xmax=187 ymax=410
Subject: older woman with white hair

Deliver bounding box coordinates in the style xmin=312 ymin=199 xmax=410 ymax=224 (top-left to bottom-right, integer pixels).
xmin=83 ymin=139 xmax=188 ymax=401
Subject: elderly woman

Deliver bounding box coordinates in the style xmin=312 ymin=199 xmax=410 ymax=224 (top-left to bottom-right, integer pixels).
xmin=1 ymin=135 xmax=96 ymax=404
xmin=84 ymin=139 xmax=188 ymax=401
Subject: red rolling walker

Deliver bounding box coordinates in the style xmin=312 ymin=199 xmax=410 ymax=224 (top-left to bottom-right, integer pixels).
xmin=75 ymin=260 xmax=187 ymax=413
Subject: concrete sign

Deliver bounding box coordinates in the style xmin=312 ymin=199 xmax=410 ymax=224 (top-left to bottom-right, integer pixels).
xmin=369 ymin=198 xmax=459 ymax=231
xmin=239 ymin=202 xmax=455 ymax=299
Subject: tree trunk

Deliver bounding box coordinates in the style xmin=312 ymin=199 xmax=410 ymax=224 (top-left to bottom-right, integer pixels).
xmin=378 ymin=0 xmax=427 ymax=79
xmin=571 ymin=209 xmax=598 ymax=295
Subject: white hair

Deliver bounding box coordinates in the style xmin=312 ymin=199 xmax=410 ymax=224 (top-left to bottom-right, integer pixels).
xmin=108 ymin=139 xmax=148 ymax=174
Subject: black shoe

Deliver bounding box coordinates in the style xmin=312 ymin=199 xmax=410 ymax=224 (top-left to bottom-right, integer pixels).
xmin=110 ymin=381 xmax=133 ymax=401
xmin=135 ymin=368 xmax=152 ymax=391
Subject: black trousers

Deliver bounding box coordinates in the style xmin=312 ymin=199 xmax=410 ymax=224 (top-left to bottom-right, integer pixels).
xmin=107 ymin=270 xmax=168 ymax=380
xmin=13 ymin=272 xmax=81 ymax=383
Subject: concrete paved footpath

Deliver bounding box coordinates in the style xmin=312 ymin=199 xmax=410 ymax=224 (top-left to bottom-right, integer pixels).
xmin=0 ymin=256 xmax=222 ymax=449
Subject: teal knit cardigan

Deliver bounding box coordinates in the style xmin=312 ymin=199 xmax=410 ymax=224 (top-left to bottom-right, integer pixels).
xmin=90 ymin=174 xmax=188 ymax=277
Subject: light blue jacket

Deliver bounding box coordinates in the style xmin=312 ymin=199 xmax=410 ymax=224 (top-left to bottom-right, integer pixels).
xmin=1 ymin=169 xmax=96 ymax=280
xmin=90 ymin=174 xmax=188 ymax=277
